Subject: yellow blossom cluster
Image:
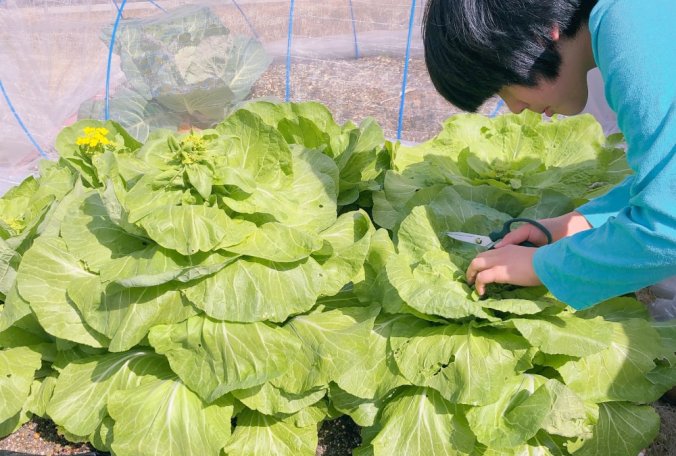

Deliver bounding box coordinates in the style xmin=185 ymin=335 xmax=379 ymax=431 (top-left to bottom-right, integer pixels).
xmin=76 ymin=127 xmax=111 ymax=151
xmin=3 ymin=217 xmax=25 ymax=232
xmin=181 ymin=134 xmax=206 ymax=151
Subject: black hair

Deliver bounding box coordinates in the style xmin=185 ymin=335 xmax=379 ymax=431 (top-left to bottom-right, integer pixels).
xmin=423 ymin=0 xmax=597 ymax=112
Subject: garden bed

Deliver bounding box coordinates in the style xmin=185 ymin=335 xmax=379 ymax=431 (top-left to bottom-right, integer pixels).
xmin=1 ymin=402 xmax=675 ymax=455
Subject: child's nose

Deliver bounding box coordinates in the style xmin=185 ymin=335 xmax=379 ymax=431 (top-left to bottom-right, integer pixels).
xmin=503 ymin=98 xmax=528 ymax=114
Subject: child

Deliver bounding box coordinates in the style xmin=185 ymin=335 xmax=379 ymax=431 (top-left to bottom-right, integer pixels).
xmin=422 ymin=0 xmax=675 ymax=309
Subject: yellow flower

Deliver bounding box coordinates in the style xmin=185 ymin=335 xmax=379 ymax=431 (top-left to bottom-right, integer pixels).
xmin=182 ymin=134 xmax=206 ymax=151
xmin=179 ymin=134 xmax=207 ymax=165
xmin=3 ymin=217 xmax=25 ymax=232
xmin=76 ymin=126 xmax=111 ymax=153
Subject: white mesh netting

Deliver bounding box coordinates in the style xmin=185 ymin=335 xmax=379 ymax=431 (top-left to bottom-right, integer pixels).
xmin=0 ymin=0 xmax=507 ymax=193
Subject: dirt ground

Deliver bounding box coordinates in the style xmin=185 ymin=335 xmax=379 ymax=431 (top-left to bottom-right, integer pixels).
xmin=249 ymin=55 xmax=504 ymax=143
xmin=1 ymin=400 xmax=674 ymax=455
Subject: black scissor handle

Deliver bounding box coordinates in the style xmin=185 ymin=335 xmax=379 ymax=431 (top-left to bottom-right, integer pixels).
xmin=488 ymin=218 xmax=553 ymax=247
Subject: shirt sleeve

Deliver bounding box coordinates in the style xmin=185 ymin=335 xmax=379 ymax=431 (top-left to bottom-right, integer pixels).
xmin=532 ymin=0 xmax=676 ymax=309
xmin=576 ymin=175 xmax=633 ymax=228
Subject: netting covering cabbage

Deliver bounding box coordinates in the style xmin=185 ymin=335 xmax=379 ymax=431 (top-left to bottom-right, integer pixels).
xmin=0 ymin=0 xmax=505 ymax=193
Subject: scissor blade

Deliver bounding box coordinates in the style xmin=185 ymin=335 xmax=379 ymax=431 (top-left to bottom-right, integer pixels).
xmin=446 ymin=232 xmax=494 ymax=247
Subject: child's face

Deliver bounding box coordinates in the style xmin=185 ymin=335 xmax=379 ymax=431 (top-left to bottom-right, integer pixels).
xmin=497 ymin=24 xmax=595 ymax=117
xmin=498 ymin=72 xmax=590 ymax=117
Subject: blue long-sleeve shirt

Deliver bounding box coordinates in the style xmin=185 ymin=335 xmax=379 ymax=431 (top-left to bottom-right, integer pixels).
xmin=532 ymin=0 xmax=676 ymax=309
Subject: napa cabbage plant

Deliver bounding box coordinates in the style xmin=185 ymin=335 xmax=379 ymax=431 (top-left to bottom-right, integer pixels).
xmin=79 ymin=5 xmax=272 ymax=142
xmin=0 ymin=105 xmax=673 ymax=456
xmin=372 ymin=111 xmax=630 ymax=230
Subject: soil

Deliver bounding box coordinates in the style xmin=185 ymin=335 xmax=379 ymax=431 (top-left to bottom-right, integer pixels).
xmin=1 ymin=400 xmax=675 ymax=455
xmin=248 ymin=55 xmax=504 ymax=143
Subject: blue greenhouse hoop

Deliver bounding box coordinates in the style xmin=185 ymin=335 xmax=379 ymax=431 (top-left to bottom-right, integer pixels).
xmin=489 ymin=98 xmax=505 ymax=118
xmin=348 ymin=0 xmax=360 ymax=59
xmin=105 ymin=0 xmax=128 ymax=120
xmin=396 ymin=0 xmax=417 ymax=140
xmin=285 ymin=0 xmax=296 ymax=102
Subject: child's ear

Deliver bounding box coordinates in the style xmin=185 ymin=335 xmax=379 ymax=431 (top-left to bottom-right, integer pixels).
xmin=550 ymin=24 xmax=561 ymax=42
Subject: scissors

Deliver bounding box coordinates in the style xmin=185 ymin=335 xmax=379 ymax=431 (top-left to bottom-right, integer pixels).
xmin=446 ymin=217 xmax=553 ymax=249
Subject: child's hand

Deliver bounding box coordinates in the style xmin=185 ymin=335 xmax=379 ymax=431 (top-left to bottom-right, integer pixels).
xmin=466 ymin=245 xmax=541 ymax=295
xmin=494 ymin=211 xmax=592 ymax=248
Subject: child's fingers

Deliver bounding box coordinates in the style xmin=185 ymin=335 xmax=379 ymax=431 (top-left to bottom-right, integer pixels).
xmin=494 ymin=225 xmax=532 ymax=248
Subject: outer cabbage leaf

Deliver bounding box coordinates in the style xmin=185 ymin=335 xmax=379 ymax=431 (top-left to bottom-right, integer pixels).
xmin=216 ymin=109 xmax=293 ymax=187
xmin=16 ymin=237 xmax=108 ymax=347
xmin=353 ymin=229 xmax=407 ymax=313
xmin=0 ymin=408 xmax=30 ymax=438
xmin=652 ymin=320 xmax=676 ymax=352
xmin=572 ymin=402 xmax=659 ymax=456
xmin=108 ymin=377 xmax=234 ymax=456
xmin=285 ymin=399 xmax=333 ymax=427
xmin=390 ymin=319 xmax=534 ymax=406
xmin=574 ymin=296 xmax=651 ymax=322
xmin=0 ymin=177 xmax=40 ymax=230
xmin=25 ymin=375 xmax=58 ymax=418
xmin=149 ymin=316 xmax=301 ymax=402
xmin=89 ymin=416 xmax=114 ymax=454
xmin=100 ymin=244 xmax=239 ymax=288
xmin=385 ymin=249 xmax=491 ymax=320
xmin=369 ymin=387 xmax=476 ymax=456
xmin=314 ymin=210 xmax=374 ymax=297
xmin=223 ymin=408 xmax=318 ymax=456
xmin=0 ymin=321 xmax=52 ymax=354
xmin=233 ymin=383 xmax=327 ymax=417
xmin=0 ymin=284 xmax=31 ymax=333
xmin=60 ymin=191 xmax=149 ymax=273
xmin=395 ymin=189 xmax=512 ymax=264
xmin=225 ymin=222 xmax=324 ymax=262
xmin=517 ymin=189 xmax=577 ymax=220
xmin=465 ymin=375 xmax=594 ymax=449
xmin=47 ymin=350 xmax=170 ymax=436
xmin=313 ymin=312 xmax=410 ymax=402
xmin=34 ymin=160 xmax=79 ymax=202
xmin=67 ymin=278 xmax=197 ymax=352
xmin=0 ymin=173 xmax=65 ymax=255
xmin=121 ymin=173 xmax=185 ymax=223
xmin=555 ymin=318 xmax=675 ymax=403
xmin=0 ymin=347 xmax=42 ymax=424
xmin=220 ymin=147 xmax=339 ymax=233
xmin=139 ymin=205 xmax=255 ymax=256
xmin=183 ymin=256 xmax=324 ymax=323
xmin=511 ymin=313 xmax=614 ymax=357
xmin=328 ymin=385 xmax=382 ymax=427
xmin=271 ymin=306 xmax=380 ymax=395
xmin=478 ymin=295 xmax=558 ymax=316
